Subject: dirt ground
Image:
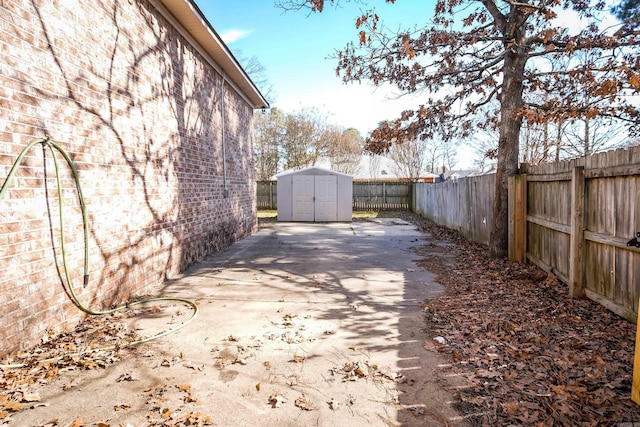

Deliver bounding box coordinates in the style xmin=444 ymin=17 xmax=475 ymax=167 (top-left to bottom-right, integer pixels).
xmin=2 ymin=211 xmax=640 ymax=426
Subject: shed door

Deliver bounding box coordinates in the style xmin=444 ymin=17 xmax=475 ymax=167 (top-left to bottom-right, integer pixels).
xmin=315 ymin=175 xmax=338 ymax=222
xmin=292 ymin=175 xmax=314 ymax=221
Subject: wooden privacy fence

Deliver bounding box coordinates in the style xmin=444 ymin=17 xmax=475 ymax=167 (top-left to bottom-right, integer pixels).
xmin=413 ymin=174 xmax=495 ymax=245
xmin=352 ymin=182 xmax=412 ymax=210
xmin=256 ymin=181 xmax=412 ymax=211
xmin=257 ymin=181 xmax=277 ymax=209
xmin=509 ymin=146 xmax=640 ymax=322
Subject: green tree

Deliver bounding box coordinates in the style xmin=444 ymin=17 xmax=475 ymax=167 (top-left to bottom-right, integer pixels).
xmin=278 ymin=0 xmax=640 ymax=257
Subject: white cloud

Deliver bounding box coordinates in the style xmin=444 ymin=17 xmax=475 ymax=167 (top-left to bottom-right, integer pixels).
xmin=220 ymin=29 xmax=252 ymax=44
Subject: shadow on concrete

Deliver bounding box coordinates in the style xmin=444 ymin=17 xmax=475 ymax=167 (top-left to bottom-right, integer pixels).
xmin=153 ymin=219 xmax=466 ymax=426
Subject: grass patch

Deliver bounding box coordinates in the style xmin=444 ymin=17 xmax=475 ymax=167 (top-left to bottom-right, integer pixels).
xmin=257 ymin=210 xmax=277 ymax=218
xmin=257 ymin=209 xmax=424 ymax=223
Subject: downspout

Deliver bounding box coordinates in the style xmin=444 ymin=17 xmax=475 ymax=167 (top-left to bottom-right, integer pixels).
xmin=221 ymin=71 xmax=229 ymax=198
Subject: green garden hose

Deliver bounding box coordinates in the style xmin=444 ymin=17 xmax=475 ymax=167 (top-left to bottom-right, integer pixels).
xmin=0 ymin=138 xmax=199 ymax=367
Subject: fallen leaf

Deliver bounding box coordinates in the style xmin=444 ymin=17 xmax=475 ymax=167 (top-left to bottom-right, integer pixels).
xmin=176 ymin=384 xmax=191 ymax=393
xmin=476 ymin=370 xmax=501 ymax=379
xmin=411 ymin=406 xmax=425 ymax=416
xmin=183 ymin=393 xmax=198 ymax=403
xmin=423 ymin=340 xmax=437 ymax=352
xmin=354 ymin=365 xmax=367 ymax=378
xmin=295 ymin=395 xmax=315 ymax=411
xmin=327 ymin=397 xmax=339 ymax=410
xmin=4 ymin=401 xmax=22 ymax=412
xmin=256 ymin=383 xmax=261 ymax=391
xmin=36 ymin=418 xmax=59 ymax=427
xmin=178 ymin=412 xmax=213 ymax=424
xmin=289 ymin=356 xmax=305 ymax=363
xmin=287 ymin=375 xmax=302 ymax=386
xmin=116 ymin=372 xmax=137 ymax=382
xmin=268 ymin=394 xmax=286 ymax=408
xmin=183 ymin=361 xmax=205 ymax=370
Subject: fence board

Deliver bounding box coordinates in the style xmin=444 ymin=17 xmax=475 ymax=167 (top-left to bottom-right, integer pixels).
xmin=413 ymin=175 xmax=495 ymax=245
xmin=256 ymin=181 xmax=277 ymax=209
xmin=519 ymin=146 xmax=640 ymax=322
xmin=352 ymin=182 xmax=412 ymax=210
xmin=256 ymin=180 xmax=412 ymax=211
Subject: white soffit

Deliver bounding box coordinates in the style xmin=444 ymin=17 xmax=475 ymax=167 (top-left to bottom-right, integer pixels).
xmin=156 ymin=0 xmax=269 ymax=109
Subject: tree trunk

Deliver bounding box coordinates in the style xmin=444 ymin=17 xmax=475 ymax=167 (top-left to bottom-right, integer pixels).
xmin=556 ymin=123 xmax=562 ymax=162
xmin=584 ymin=119 xmax=590 ymax=156
xmin=542 ymin=121 xmax=549 ymax=162
xmin=489 ymin=49 xmax=527 ymax=258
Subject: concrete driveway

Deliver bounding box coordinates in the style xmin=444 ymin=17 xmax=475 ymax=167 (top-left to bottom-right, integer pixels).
xmin=11 ymin=219 xmax=465 ymax=426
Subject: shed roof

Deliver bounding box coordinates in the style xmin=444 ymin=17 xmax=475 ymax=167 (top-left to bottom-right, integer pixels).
xmin=276 ymin=166 xmax=353 ymax=179
xmin=158 ymin=0 xmax=269 ymax=109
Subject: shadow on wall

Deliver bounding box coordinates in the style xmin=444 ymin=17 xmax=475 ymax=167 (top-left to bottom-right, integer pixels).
xmin=0 ymin=0 xmax=254 ymax=354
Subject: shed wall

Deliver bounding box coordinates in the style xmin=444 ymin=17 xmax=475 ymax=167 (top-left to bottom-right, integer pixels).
xmin=336 ymin=174 xmax=353 ymax=221
xmin=276 ymin=168 xmax=352 ymax=222
xmin=277 ymin=176 xmax=293 ymax=221
xmin=0 ymin=0 xmax=257 ymax=355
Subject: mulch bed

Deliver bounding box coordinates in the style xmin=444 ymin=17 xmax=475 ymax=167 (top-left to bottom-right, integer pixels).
xmin=413 ymin=219 xmax=640 ymax=426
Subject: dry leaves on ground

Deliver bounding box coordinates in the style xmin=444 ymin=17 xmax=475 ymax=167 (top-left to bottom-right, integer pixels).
xmin=0 ymin=313 xmax=137 ymax=421
xmin=414 ymin=220 xmax=640 ymax=426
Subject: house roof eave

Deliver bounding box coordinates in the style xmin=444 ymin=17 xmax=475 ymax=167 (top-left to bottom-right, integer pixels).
xmin=157 ymin=0 xmax=269 ymax=109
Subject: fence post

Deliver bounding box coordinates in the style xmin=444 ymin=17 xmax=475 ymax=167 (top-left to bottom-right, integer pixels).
xmin=383 ymin=182 xmax=386 ymax=209
xmin=633 ymin=310 xmax=640 ymax=404
xmin=269 ymin=182 xmax=273 ymax=209
xmin=569 ymin=166 xmax=585 ymax=298
xmin=410 ymin=182 xmax=414 ymax=212
xmin=508 ymin=174 xmax=527 ymax=262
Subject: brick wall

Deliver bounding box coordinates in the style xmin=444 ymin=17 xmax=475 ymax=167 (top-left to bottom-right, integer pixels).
xmin=0 ymin=0 xmax=258 ymax=356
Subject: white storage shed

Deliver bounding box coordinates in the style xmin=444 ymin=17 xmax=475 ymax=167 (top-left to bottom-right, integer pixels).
xmin=276 ymin=167 xmax=352 ymax=222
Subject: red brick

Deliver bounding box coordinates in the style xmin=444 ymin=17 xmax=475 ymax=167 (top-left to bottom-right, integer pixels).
xmin=0 ymin=0 xmax=257 ymax=357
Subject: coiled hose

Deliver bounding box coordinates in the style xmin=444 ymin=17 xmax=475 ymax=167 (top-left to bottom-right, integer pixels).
xmin=0 ymin=138 xmax=198 ymax=367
